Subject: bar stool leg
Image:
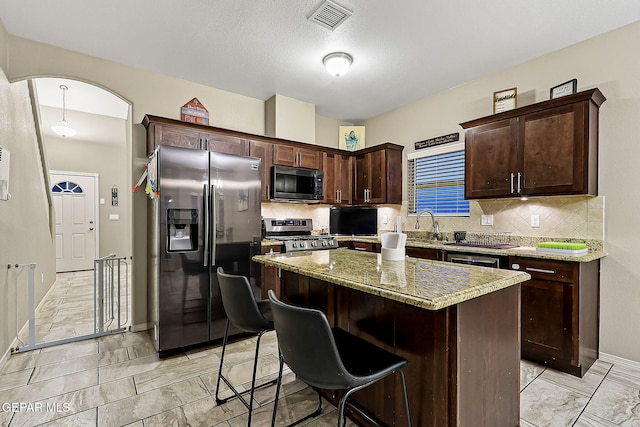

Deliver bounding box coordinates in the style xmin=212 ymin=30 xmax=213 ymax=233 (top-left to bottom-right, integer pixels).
xmin=216 ymin=322 xmax=276 ymax=426
xmin=215 ymin=319 xmax=231 ymax=405
xmin=271 ymin=352 xmax=322 ymax=427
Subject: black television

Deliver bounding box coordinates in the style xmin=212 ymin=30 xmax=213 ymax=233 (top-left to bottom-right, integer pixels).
xmin=329 ymin=207 xmax=377 ymax=236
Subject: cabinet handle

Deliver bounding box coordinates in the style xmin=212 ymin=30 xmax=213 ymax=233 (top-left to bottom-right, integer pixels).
xmin=510 ymin=173 xmax=515 ymax=194
xmin=354 ymin=247 xmax=367 ymax=251
xmin=266 ymin=184 xmax=270 ymax=200
xmin=338 ymin=189 xmax=342 ymax=203
xmin=525 ymin=267 xmax=555 ymax=274
xmin=336 ymin=189 xmax=340 ymax=203
xmin=517 ymin=172 xmax=522 ymax=193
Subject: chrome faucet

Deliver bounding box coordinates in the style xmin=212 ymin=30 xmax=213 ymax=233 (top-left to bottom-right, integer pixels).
xmin=415 ymin=210 xmax=441 ymax=240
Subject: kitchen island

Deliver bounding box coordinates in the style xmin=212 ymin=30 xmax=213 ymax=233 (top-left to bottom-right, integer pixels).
xmin=253 ymin=249 xmax=531 ymax=426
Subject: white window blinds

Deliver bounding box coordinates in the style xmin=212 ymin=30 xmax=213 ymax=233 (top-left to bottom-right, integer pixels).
xmin=407 ymin=142 xmax=469 ymax=216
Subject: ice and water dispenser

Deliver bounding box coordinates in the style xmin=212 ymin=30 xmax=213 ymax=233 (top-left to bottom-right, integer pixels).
xmin=167 ymin=208 xmax=198 ymax=251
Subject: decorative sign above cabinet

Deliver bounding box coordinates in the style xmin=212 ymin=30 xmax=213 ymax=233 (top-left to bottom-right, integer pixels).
xmin=550 ymin=79 xmax=578 ymax=99
xmin=414 ymin=132 xmax=459 ymax=150
xmin=493 ymin=87 xmax=518 ymax=113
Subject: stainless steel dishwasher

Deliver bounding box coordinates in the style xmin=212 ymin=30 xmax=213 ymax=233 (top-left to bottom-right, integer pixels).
xmin=445 ymin=251 xmax=509 ymax=269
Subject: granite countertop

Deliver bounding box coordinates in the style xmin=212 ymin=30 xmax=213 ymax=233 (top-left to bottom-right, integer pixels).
xmin=333 ymin=236 xmax=607 ymax=263
xmin=253 ymin=249 xmax=530 ymax=310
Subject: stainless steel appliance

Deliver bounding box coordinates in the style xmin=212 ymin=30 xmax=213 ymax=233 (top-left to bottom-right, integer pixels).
xmin=263 ymin=218 xmax=338 ymax=252
xmin=445 ymin=252 xmax=509 ymax=269
xmin=270 ymin=165 xmax=324 ymax=202
xmin=148 ymin=145 xmax=262 ymax=354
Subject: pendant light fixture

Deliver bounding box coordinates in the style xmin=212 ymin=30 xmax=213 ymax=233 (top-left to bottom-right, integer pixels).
xmin=51 ymin=84 xmax=76 ymax=137
xmin=322 ymin=52 xmax=353 ymax=77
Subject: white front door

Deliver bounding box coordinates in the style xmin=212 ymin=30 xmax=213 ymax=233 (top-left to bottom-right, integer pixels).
xmin=51 ymin=172 xmax=98 ymax=272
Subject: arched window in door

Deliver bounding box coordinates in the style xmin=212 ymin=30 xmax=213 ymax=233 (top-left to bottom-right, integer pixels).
xmin=52 ymin=181 xmax=84 ymax=194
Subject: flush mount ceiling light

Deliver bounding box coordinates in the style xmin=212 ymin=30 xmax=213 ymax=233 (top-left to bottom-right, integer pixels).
xmin=322 ymin=52 xmax=353 ymax=77
xmin=51 ymin=84 xmax=76 ymax=137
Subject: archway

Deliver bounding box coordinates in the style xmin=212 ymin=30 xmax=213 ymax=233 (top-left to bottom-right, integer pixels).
xmin=16 ymin=76 xmax=134 ymax=348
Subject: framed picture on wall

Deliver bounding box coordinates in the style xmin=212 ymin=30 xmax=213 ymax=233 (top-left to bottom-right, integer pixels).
xmin=339 ymin=126 xmax=365 ymax=151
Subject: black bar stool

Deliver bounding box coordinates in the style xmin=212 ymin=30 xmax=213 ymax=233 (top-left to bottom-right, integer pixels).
xmin=215 ymin=267 xmax=277 ymax=426
xmin=268 ymin=290 xmax=411 ymax=427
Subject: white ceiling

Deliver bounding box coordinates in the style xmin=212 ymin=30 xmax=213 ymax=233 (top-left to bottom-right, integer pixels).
xmin=35 ymin=78 xmax=129 ymax=120
xmin=34 ymin=78 xmax=129 ymax=144
xmin=2 ymin=0 xmax=640 ymax=122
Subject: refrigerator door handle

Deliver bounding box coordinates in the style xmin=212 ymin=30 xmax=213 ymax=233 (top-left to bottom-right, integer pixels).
xmin=211 ymin=184 xmax=217 ymax=264
xmin=203 ymin=183 xmax=210 ymax=267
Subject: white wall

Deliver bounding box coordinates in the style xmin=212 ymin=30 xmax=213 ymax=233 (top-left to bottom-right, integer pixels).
xmin=0 ymin=20 xmax=57 ymax=361
xmin=265 ymin=94 xmax=317 ymax=144
xmin=362 ymin=21 xmax=640 ymax=362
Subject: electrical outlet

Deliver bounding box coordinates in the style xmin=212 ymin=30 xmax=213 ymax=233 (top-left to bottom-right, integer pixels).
xmin=382 ymin=215 xmax=389 ymax=224
xmin=531 ymin=214 xmax=540 ymax=228
xmin=481 ymin=215 xmax=494 ymax=226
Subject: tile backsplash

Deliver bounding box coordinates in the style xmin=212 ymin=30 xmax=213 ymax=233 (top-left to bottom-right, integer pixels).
xmin=261 ymin=195 xmax=604 ymax=240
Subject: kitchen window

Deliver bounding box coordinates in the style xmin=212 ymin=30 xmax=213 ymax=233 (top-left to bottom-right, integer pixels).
xmin=407 ymin=142 xmax=469 ymax=216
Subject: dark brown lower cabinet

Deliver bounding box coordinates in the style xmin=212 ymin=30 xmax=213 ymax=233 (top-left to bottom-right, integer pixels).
xmin=511 ymin=256 xmax=600 ymax=377
xmin=278 ymin=270 xmax=521 ymax=426
xmin=405 ymin=246 xmax=442 ymax=260
xmin=351 ymin=241 xmax=381 ymax=253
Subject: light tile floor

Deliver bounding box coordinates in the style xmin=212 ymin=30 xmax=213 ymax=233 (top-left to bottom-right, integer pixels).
xmin=1 ymin=272 xmax=639 ymax=426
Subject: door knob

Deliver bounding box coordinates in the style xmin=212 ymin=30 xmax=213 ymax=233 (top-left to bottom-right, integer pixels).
xmin=89 ymin=228 xmax=94 ymax=231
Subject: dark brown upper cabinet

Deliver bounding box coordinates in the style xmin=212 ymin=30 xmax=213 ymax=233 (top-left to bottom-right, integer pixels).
xmin=323 ymin=152 xmax=354 ymax=205
xmin=143 ymin=115 xmax=248 ymax=156
xmin=460 ymin=89 xmax=605 ymax=199
xmin=273 ymin=144 xmax=322 ymax=169
xmin=143 ymin=115 xmax=404 ymax=206
xmin=249 ymin=140 xmax=274 ymax=202
xmin=354 ymin=144 xmax=403 ymax=205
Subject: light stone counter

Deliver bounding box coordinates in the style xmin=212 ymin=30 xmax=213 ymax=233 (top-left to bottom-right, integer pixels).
xmin=254 ymin=249 xmax=530 ymax=310
xmin=334 ymin=236 xmax=607 ymax=263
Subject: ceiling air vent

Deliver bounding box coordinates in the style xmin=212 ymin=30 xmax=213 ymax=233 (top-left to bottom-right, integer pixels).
xmin=308 ymin=0 xmax=352 ymax=31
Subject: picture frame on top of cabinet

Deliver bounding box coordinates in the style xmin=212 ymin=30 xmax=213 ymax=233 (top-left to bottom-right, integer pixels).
xmin=493 ymin=87 xmax=517 ymax=113
xmin=339 ymin=126 xmax=365 ymax=151
xmin=550 ymin=79 xmax=578 ymax=99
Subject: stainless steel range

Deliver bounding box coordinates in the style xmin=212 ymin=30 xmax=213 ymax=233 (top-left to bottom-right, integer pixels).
xmin=263 ymin=218 xmax=338 ymax=252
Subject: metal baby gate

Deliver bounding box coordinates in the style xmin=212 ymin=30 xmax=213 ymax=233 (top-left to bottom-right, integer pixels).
xmin=10 ymin=254 xmax=129 ymax=353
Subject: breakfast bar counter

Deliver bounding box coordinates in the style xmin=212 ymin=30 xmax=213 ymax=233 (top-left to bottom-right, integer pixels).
xmin=254 ymin=249 xmax=531 ymax=426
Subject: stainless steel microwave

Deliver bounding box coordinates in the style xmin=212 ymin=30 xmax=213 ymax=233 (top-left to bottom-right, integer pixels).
xmin=270 ymin=165 xmax=324 ymax=202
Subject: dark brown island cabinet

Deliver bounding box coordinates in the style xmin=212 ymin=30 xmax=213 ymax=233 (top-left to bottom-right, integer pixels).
xmin=142 ymin=115 xmax=404 ymax=207
xmin=460 ymin=88 xmax=605 ymax=199
xmin=299 ymin=240 xmax=602 ymax=378
xmin=254 ymin=253 xmax=527 ymax=427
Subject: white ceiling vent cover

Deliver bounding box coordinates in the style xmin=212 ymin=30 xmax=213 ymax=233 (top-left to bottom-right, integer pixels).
xmin=308 ymin=0 xmax=352 ymax=31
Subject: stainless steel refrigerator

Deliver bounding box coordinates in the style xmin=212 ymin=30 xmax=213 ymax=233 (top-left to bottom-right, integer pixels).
xmin=148 ymin=145 xmax=262 ymax=354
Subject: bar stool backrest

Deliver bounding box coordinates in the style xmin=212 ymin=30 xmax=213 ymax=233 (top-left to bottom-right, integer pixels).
xmin=268 ymin=290 xmax=358 ymax=389
xmin=217 ymin=267 xmax=271 ymax=333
